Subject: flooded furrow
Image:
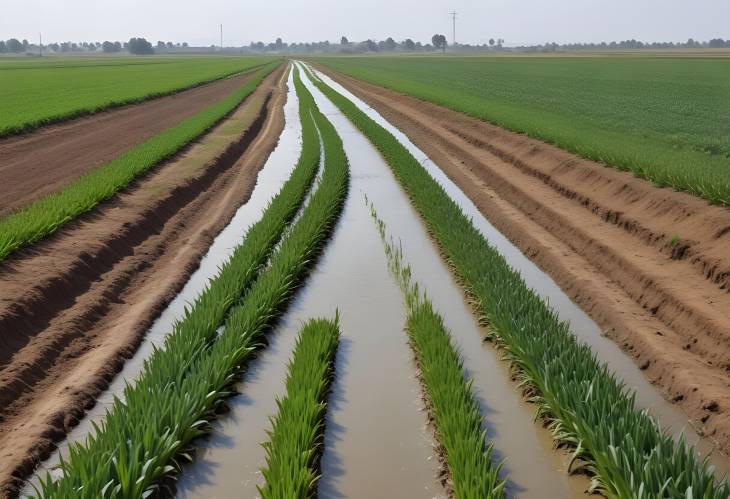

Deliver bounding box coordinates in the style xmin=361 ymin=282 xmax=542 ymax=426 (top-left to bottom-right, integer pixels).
xmin=175 ymin=68 xmax=443 ymax=499
xmin=299 ymin=63 xmax=585 ymax=498
xmin=305 ymin=63 xmax=730 ymax=478
xmin=21 ymin=66 xmax=301 ymax=495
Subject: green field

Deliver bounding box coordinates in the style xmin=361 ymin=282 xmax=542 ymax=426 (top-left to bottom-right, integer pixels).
xmin=0 ymin=55 xmax=276 ymax=136
xmin=315 ymin=55 xmax=730 ymax=205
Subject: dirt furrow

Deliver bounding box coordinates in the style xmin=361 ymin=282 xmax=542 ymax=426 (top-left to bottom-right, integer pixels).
xmin=317 ymin=65 xmax=730 ymax=454
xmin=0 ymin=65 xmax=262 ymax=217
xmin=0 ymin=64 xmax=287 ymax=497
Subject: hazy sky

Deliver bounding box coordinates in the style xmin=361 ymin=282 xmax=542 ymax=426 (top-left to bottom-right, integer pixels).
xmin=3 ymin=0 xmax=729 ymax=47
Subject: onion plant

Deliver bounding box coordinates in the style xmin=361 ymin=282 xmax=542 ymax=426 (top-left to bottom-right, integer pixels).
xmin=368 ymin=199 xmax=505 ymax=498
xmin=32 ymin=65 xmax=349 ymax=499
xmin=306 ymin=65 xmax=730 ymax=498
xmin=0 ymin=61 xmax=281 ymax=262
xmin=258 ymin=315 xmax=340 ymax=498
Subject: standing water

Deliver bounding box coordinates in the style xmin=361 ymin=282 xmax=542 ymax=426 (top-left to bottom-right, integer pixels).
xmin=175 ymin=68 xmax=444 ymax=499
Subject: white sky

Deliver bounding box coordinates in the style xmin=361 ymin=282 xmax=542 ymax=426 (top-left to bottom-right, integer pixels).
xmin=2 ymin=0 xmax=729 ymax=47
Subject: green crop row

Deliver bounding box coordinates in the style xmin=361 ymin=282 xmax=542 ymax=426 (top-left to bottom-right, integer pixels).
xmin=306 ymin=65 xmax=729 ymax=498
xmin=0 ymin=56 xmax=277 ymax=138
xmin=258 ymin=316 xmax=340 ymax=498
xmin=314 ymin=56 xmax=730 ymax=206
xmin=0 ymin=61 xmax=281 ymax=263
xmin=368 ymin=199 xmax=505 ymax=498
xmin=32 ymin=65 xmax=349 ymax=498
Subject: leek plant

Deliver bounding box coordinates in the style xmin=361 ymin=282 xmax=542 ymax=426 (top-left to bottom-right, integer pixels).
xmin=258 ymin=315 xmax=340 ymax=498
xmin=306 ymin=65 xmax=730 ymax=498
xmin=0 ymin=61 xmax=281 ymax=262
xmin=368 ymin=199 xmax=505 ymax=498
xmin=33 ymin=65 xmax=349 ymax=499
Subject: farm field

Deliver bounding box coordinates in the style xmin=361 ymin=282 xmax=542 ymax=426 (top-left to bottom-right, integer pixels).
xmin=1 ymin=51 xmax=730 ymax=499
xmin=0 ymin=61 xmax=280 ymax=261
xmin=314 ymin=55 xmax=730 ymax=205
xmin=0 ymin=55 xmax=276 ymax=137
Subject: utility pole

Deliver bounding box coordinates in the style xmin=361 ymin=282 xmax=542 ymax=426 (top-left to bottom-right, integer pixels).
xmin=220 ymin=24 xmax=223 ymax=52
xmin=450 ymin=11 xmax=457 ymax=47
xmin=39 ymin=32 xmax=42 ymax=57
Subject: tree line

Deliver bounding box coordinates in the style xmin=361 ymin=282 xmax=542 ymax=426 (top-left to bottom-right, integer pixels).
xmin=0 ymin=37 xmax=189 ymax=55
xmin=515 ymin=38 xmax=730 ymax=52
xmin=243 ymin=36 xmax=730 ymax=54
xmin=2 ymin=35 xmax=729 ymax=56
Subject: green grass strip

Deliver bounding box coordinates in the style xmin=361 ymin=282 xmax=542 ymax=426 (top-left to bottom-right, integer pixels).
xmin=0 ymin=58 xmax=277 ymax=139
xmin=307 ymin=66 xmax=730 ymax=498
xmin=368 ymin=199 xmax=505 ymax=498
xmin=33 ymin=65 xmax=349 ymax=498
xmin=313 ymin=57 xmax=730 ymax=207
xmin=0 ymin=61 xmax=281 ymax=263
xmin=258 ymin=315 xmax=340 ymax=498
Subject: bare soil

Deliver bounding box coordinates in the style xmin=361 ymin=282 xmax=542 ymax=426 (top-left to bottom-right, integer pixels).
xmin=318 ymin=66 xmax=730 ymax=454
xmin=0 ymin=64 xmax=287 ymax=497
xmin=0 ymin=66 xmax=260 ymax=218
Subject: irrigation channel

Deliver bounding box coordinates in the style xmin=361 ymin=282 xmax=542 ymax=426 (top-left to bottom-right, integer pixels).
xmin=22 ymin=61 xmax=730 ymax=497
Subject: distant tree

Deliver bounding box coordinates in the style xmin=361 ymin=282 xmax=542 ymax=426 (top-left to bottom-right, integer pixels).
xmin=341 ymin=36 xmax=349 ymax=45
xmin=275 ymin=37 xmax=284 ymax=50
xmin=709 ymin=38 xmax=726 ymax=48
xmin=489 ymin=38 xmax=495 ymax=46
xmin=6 ymin=38 xmax=23 ymax=53
xmin=0 ymin=41 xmax=6 ymax=53
xmin=167 ymin=41 xmax=174 ymax=48
xmin=157 ymin=40 xmax=165 ymax=48
xmin=364 ymin=39 xmax=378 ymax=52
xmin=383 ymin=37 xmax=397 ymax=51
xmin=22 ymin=39 xmax=29 ymax=49
xmin=182 ymin=42 xmax=188 ymax=47
xmin=403 ymin=38 xmax=415 ymax=51
xmin=431 ymin=34 xmax=447 ymax=52
xmin=128 ymin=37 xmax=154 ymax=54
xmin=101 ymin=41 xmax=117 ymax=53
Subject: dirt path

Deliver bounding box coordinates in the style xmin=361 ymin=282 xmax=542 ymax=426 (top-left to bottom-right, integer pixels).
xmin=316 ymin=66 xmax=730 ymax=455
xmin=0 ymin=64 xmax=287 ymax=497
xmin=0 ymin=66 xmax=261 ymax=218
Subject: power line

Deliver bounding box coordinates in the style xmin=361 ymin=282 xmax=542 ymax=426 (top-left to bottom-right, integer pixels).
xmin=450 ymin=11 xmax=457 ymax=46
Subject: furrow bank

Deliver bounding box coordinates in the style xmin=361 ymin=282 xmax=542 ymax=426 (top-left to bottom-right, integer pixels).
xmin=0 ymin=65 xmax=265 ymax=217
xmin=0 ymin=64 xmax=287 ymax=498
xmin=315 ymin=63 xmax=730 ymax=455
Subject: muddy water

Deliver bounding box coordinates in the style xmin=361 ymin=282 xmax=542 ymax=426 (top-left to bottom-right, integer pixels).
xmin=175 ymin=75 xmax=444 ymax=499
xmin=306 ymin=64 xmax=730 ymax=478
xmin=296 ymin=63 xmax=587 ymax=498
xmin=21 ymin=66 xmax=301 ymax=494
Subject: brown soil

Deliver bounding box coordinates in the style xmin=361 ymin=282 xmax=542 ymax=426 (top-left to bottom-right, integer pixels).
xmin=0 ymin=63 xmax=288 ymax=497
xmin=317 ymin=66 xmax=730 ymax=453
xmin=0 ymin=66 xmax=261 ymax=218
